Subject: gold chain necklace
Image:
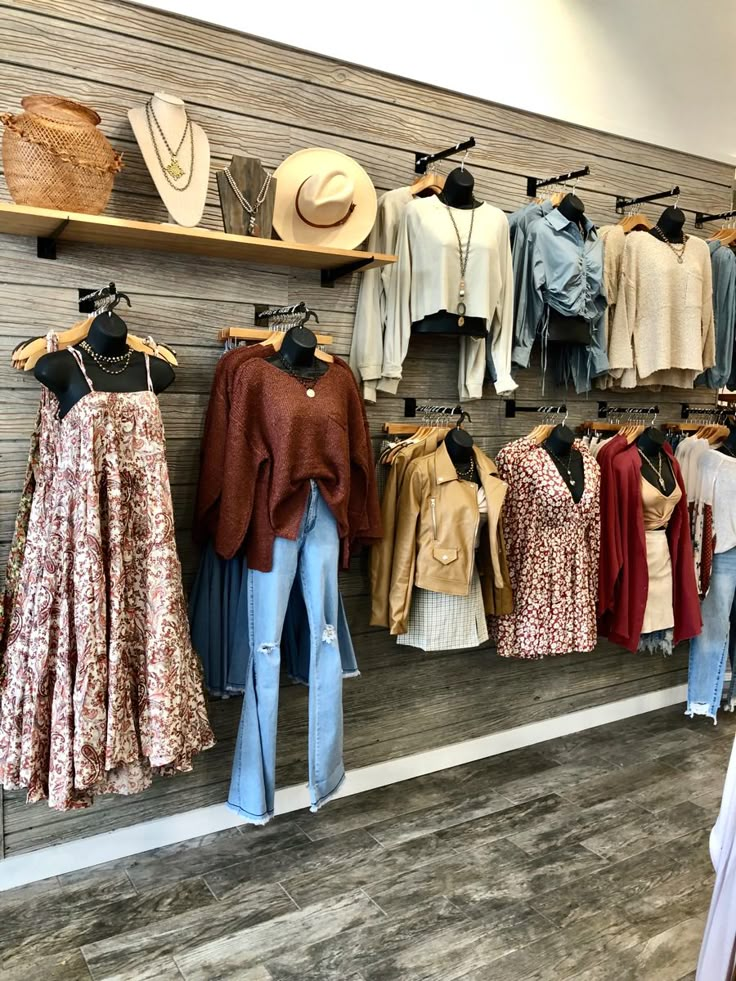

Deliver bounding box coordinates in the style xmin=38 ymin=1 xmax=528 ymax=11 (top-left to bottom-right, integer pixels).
xmin=652 ymin=225 xmax=687 ymax=264
xmin=145 ymin=100 xmax=194 ymax=190
xmin=637 ymin=446 xmax=670 ymax=491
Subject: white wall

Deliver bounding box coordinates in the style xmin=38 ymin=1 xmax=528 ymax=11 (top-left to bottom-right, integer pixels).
xmin=137 ymin=0 xmax=735 ymax=165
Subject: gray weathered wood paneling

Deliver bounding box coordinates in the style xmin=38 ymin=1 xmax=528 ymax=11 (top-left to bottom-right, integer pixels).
xmin=0 ymin=0 xmax=730 ymax=855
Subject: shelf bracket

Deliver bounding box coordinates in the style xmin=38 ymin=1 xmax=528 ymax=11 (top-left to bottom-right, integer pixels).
xmin=37 ymin=218 xmax=70 ymax=260
xmin=320 ymin=256 xmax=374 ymax=288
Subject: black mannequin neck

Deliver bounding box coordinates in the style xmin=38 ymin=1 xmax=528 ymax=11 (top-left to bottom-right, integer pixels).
xmin=651 ymin=206 xmax=685 ymax=244
xmin=280 ymin=326 xmax=317 ymax=367
xmin=637 ymin=426 xmax=666 ymax=458
xmin=439 ymin=167 xmax=481 ymax=209
xmin=557 ymin=193 xmax=586 ymax=229
xmin=543 ymin=424 xmax=584 ymax=502
xmin=86 ymin=311 xmax=129 ymax=356
xmin=445 ymin=427 xmax=474 ymax=466
xmin=544 ymin=423 xmax=576 ymax=458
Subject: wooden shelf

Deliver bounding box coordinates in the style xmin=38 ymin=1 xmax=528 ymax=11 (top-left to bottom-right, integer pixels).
xmin=0 ymin=202 xmax=396 ymax=285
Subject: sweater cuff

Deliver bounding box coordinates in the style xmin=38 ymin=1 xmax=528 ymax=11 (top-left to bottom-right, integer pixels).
xmin=511 ymin=344 xmax=532 ymax=369
xmin=377 ymin=376 xmax=401 ymax=395
xmin=494 ymin=374 xmax=518 ymax=396
xmin=362 ymin=381 xmax=378 ymax=403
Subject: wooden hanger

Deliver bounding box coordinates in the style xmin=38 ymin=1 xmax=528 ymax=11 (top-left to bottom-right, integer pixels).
xmin=13 ymin=317 xmax=178 ymax=371
xmin=410 ymin=171 xmax=446 ymax=198
xmin=618 ymin=213 xmax=652 ymax=233
xmin=219 ymin=325 xmax=334 ymax=363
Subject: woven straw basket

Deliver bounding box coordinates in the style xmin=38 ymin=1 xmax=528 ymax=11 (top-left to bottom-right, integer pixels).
xmin=2 ymin=95 xmax=123 ymax=214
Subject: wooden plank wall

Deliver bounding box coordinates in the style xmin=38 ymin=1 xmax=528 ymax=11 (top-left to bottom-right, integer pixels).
xmin=0 ymin=0 xmax=731 ymax=858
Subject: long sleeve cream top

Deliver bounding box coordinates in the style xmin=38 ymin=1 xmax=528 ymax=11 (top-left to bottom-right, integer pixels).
xmin=608 ymin=232 xmax=715 ymax=388
xmin=349 ymin=186 xmax=413 ymax=402
xmin=381 ymin=196 xmax=516 ymax=400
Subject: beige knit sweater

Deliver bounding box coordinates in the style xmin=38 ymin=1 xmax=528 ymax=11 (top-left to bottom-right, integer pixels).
xmin=608 ymin=232 xmax=715 ymax=388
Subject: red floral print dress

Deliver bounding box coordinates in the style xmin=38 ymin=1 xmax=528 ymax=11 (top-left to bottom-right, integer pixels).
xmin=0 ymin=347 xmax=214 ymax=810
xmin=491 ymin=437 xmax=601 ymax=659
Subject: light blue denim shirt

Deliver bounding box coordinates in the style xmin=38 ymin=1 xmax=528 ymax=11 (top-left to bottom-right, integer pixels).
xmin=697 ymin=240 xmax=736 ymax=389
xmin=512 ymin=207 xmax=608 ymax=392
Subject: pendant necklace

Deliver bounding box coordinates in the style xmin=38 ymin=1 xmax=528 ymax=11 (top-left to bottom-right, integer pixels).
xmin=223 ymin=168 xmax=273 ymax=236
xmin=637 ymin=446 xmax=669 ymax=491
xmin=445 ymin=203 xmax=476 ymax=326
xmin=545 ymin=446 xmax=577 ymax=487
xmin=276 ymin=352 xmax=320 ymax=398
xmin=652 ymin=225 xmax=687 ymax=264
xmin=145 ymin=100 xmax=194 ymax=190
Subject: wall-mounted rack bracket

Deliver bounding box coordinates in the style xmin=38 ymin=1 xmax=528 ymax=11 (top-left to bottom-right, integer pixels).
xmin=415 ymin=137 xmax=476 ymax=175
xmin=696 ymin=208 xmax=736 ymax=229
xmin=504 ymin=400 xmax=567 ymax=419
xmin=526 ymin=166 xmax=589 ymax=199
xmin=404 ymin=399 xmax=463 ymax=418
xmin=615 ymin=186 xmax=680 ymax=214
xmin=37 ymin=218 xmax=69 ymax=260
xmin=320 ymin=256 xmax=374 ymax=287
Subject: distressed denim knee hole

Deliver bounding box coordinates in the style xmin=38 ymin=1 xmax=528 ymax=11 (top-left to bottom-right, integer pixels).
xmin=322 ymin=624 xmax=337 ymax=644
xmin=258 ymin=642 xmax=278 ymax=654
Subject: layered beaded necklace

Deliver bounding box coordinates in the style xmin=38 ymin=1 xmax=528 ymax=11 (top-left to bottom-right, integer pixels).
xmin=80 ymin=340 xmax=132 ymax=375
xmin=652 ymin=225 xmax=688 ymax=264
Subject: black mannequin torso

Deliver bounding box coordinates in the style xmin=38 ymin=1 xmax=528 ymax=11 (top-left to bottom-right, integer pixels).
xmin=267 ymin=325 xmax=328 ymax=379
xmin=34 ymin=312 xmax=175 ymax=420
xmin=414 ymin=165 xmax=486 ymax=338
xmin=650 ymin=206 xmax=686 ymax=244
xmin=444 ymin=427 xmax=480 ymax=484
xmin=636 ymin=427 xmax=677 ymax=495
xmin=543 ymin=424 xmax=584 ymax=503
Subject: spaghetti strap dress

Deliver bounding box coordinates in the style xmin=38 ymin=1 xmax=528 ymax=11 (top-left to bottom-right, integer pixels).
xmin=0 ymin=346 xmax=214 ymax=810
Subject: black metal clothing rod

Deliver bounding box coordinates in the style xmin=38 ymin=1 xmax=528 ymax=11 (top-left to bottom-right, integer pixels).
xmin=615 ymin=186 xmax=680 ymax=213
xmin=696 ymin=208 xmax=736 ymax=229
xmin=504 ymin=401 xmax=567 ymax=419
xmin=415 ymin=137 xmax=476 ymax=174
xmin=526 ymin=166 xmax=589 ymax=199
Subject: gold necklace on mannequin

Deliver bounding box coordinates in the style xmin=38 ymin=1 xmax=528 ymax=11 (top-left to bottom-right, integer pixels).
xmin=145 ymin=99 xmax=194 ymax=190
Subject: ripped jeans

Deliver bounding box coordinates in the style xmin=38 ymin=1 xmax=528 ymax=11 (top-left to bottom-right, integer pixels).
xmin=687 ymin=548 xmax=736 ymax=724
xmin=228 ymin=482 xmax=344 ymax=824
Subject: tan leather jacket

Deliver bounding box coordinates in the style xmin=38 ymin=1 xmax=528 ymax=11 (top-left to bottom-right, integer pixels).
xmin=370 ymin=431 xmax=441 ymax=627
xmin=388 ymin=442 xmax=513 ymax=635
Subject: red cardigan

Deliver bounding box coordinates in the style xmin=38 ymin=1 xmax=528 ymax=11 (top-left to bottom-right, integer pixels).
xmin=598 ymin=435 xmax=701 ymax=652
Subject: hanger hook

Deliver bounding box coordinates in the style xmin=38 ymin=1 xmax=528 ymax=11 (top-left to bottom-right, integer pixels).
xmin=460 ymin=148 xmax=470 ymax=172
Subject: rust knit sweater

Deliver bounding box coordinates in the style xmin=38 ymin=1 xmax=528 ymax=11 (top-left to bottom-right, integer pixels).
xmin=215 ymin=354 xmax=382 ymax=572
xmin=193 ymin=343 xmax=271 ymax=542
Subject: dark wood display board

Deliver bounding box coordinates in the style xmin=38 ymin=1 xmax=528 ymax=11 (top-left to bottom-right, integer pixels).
xmin=216 ymin=154 xmax=277 ymax=238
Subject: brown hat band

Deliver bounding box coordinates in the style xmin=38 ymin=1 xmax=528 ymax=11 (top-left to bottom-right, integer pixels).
xmin=295 ymin=179 xmax=356 ymax=228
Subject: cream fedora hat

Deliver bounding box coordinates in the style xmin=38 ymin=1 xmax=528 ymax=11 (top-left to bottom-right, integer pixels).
xmin=272 ymin=148 xmax=377 ymax=249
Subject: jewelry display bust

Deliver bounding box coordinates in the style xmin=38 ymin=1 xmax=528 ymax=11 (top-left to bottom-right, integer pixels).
xmin=128 ymin=91 xmax=210 ymax=227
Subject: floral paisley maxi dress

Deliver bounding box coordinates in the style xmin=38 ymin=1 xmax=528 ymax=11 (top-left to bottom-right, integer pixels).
xmin=0 ymin=347 xmax=214 ymax=810
xmin=491 ymin=436 xmax=601 ymax=659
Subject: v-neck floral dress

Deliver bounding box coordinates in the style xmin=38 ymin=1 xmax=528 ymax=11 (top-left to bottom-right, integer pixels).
xmin=491 ymin=437 xmax=601 ymax=659
xmin=0 ymin=345 xmax=214 ymax=810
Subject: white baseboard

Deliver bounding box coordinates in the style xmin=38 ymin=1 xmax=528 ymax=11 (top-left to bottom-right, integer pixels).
xmin=0 ymin=683 xmax=688 ymax=891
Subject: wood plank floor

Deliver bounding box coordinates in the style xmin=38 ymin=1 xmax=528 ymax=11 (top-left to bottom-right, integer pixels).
xmin=1 ymin=704 xmax=731 ymax=980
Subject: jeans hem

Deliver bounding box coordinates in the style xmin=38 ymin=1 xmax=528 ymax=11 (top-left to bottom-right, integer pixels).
xmin=685 ymin=702 xmax=719 ymax=725
xmin=309 ymin=771 xmax=345 ymax=813
xmin=227 ymin=800 xmax=274 ymax=826
xmin=342 ymin=669 xmax=361 ymax=679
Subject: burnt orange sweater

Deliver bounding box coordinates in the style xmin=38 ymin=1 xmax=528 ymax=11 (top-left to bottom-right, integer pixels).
xmin=215 ymin=355 xmax=382 ymax=572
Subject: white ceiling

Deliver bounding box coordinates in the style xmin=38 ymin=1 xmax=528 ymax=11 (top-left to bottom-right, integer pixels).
xmin=135 ymin=0 xmax=736 ymax=167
